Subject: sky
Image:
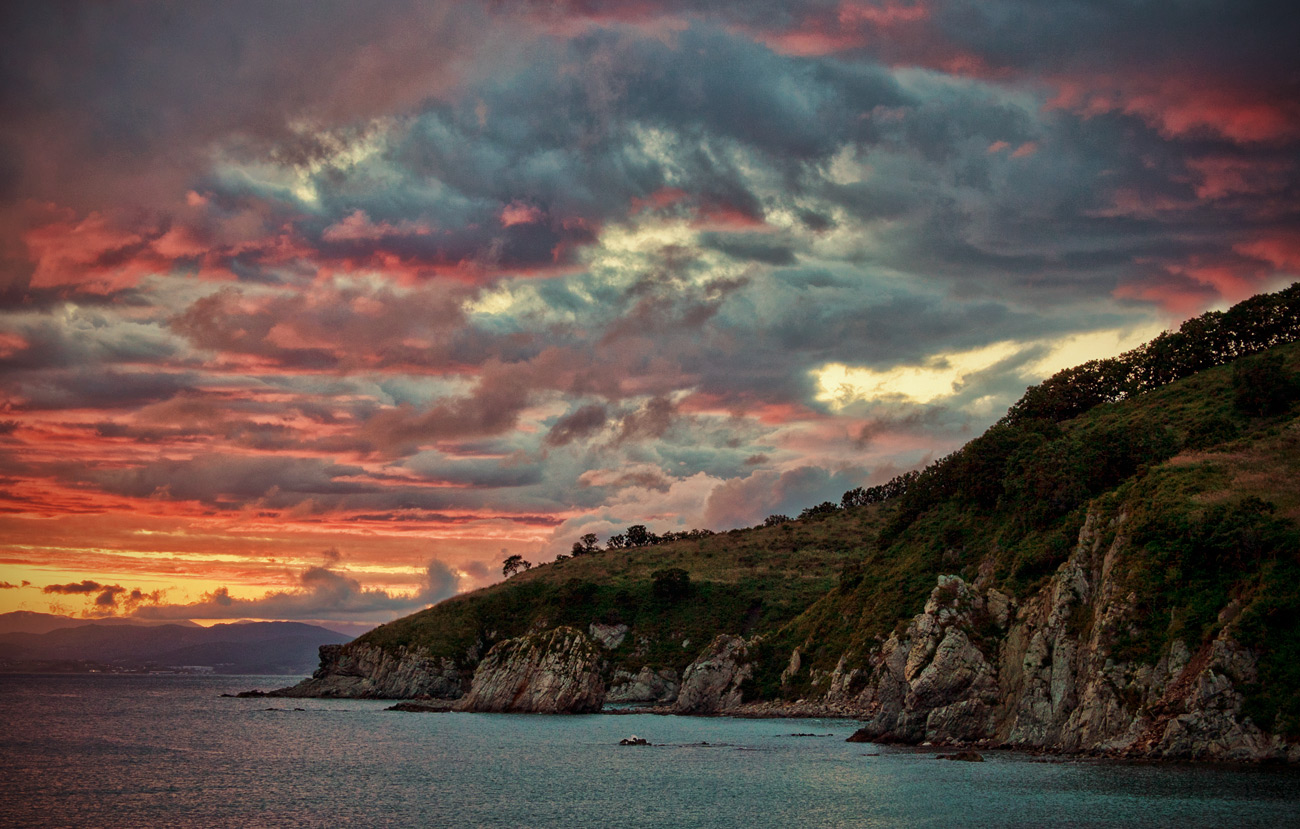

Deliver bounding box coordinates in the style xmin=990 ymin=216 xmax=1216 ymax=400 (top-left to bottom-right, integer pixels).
xmin=1 ymin=1 xmax=1298 ymax=631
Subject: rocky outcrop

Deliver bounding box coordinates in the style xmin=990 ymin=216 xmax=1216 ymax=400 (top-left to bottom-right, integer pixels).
xmin=835 ymin=509 xmax=1300 ymax=761
xmin=589 ymin=623 xmax=629 ymax=650
xmin=607 ymin=666 xmax=679 ymax=703
xmin=674 ymin=634 xmax=754 ymax=714
xmin=270 ymin=643 xmax=463 ymax=699
xmin=841 ymin=575 xmax=1002 ymax=744
xmin=454 ymin=626 xmax=605 ymax=713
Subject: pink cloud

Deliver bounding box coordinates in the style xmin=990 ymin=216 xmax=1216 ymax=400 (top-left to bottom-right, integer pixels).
xmin=1048 ymin=74 xmax=1300 ymax=145
xmin=322 ymin=210 xmax=435 ymax=241
xmin=500 ymin=201 xmax=544 ymax=227
xmin=1188 ymin=157 xmax=1294 ymax=201
xmin=756 ymin=1 xmax=930 ymax=57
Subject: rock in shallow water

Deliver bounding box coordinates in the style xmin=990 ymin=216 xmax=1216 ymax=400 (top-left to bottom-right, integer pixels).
xmin=936 ymin=751 xmax=985 ymax=762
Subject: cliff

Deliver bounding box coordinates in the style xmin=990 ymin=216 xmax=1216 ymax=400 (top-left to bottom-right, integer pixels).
xmin=270 ymin=643 xmax=462 ymax=699
xmin=454 ymin=627 xmax=605 ymax=713
xmin=823 ymin=506 xmax=1299 ymax=761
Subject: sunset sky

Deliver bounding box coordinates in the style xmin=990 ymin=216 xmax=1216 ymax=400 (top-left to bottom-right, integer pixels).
xmin=2 ymin=1 xmax=1297 ymax=631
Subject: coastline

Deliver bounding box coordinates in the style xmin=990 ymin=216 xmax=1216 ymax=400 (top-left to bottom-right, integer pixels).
xmin=231 ymin=686 xmax=1300 ymax=765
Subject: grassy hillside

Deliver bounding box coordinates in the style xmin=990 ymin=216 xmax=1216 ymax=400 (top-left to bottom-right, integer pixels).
xmin=359 ymin=503 xmax=887 ymax=676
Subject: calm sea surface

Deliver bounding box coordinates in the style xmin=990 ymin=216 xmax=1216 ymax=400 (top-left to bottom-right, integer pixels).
xmin=2 ymin=674 xmax=1298 ymax=828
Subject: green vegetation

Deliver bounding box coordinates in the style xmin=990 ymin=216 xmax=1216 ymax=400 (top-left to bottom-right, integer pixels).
xmin=360 ymin=505 xmax=884 ymax=677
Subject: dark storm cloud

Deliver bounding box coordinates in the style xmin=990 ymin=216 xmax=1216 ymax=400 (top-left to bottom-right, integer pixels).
xmin=699 ymin=232 xmax=798 ymax=266
xmin=87 ymin=455 xmax=373 ymax=506
xmin=0 ymin=2 xmax=492 ymax=204
xmin=181 ymin=22 xmax=914 ymax=280
xmin=615 ymin=395 xmax=678 ymax=444
xmin=0 ymin=311 xmax=184 ymax=373
xmin=544 ymin=403 xmax=609 ymax=447
xmin=403 ymin=454 xmax=545 ymax=489
xmin=43 ymin=580 xmax=102 ymax=595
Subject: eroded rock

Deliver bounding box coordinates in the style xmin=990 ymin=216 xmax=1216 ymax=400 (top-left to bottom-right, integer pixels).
xmin=606 ymin=666 xmax=679 ymax=703
xmin=589 ymin=623 xmax=629 ymax=650
xmin=454 ymin=626 xmax=605 ymax=714
xmin=675 ymin=634 xmax=754 ymax=714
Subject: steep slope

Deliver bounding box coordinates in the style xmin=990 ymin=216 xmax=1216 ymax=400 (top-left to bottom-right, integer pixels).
xmin=741 ymin=343 xmax=1300 ymax=759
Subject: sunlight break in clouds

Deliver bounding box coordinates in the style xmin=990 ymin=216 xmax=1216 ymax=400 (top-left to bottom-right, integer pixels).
xmin=813 ymin=324 xmax=1167 ymax=411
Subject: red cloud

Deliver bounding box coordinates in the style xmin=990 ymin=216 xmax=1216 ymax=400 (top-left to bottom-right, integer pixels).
xmin=500 ymin=201 xmax=545 ymax=227
xmin=1115 ymin=252 xmax=1283 ymax=315
xmin=1048 ymin=74 xmax=1300 ymax=145
xmin=757 ymin=1 xmax=930 ymax=57
xmin=1189 ymin=157 xmax=1295 ymax=201
xmin=1237 ymin=232 xmax=1300 ymax=273
xmin=322 ymin=210 xmax=435 ymax=242
xmin=24 ymin=210 xmax=170 ymax=293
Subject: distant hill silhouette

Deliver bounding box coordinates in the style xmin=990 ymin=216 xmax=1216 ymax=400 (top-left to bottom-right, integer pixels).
xmin=0 ymin=617 xmax=350 ymax=674
xmin=0 ymin=611 xmax=200 ymax=636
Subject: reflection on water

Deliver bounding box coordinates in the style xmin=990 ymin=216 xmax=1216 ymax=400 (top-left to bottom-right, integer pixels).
xmin=2 ymin=674 xmax=1298 ymax=828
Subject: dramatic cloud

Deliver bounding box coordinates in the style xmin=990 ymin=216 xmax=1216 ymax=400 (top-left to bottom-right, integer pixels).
xmin=132 ymin=560 xmax=460 ymax=622
xmin=2 ymin=1 xmax=1297 ymax=622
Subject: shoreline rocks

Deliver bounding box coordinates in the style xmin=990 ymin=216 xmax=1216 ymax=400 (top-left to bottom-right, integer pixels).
xmin=674 ymin=634 xmax=754 ymax=715
xmin=266 ymin=643 xmax=464 ymax=700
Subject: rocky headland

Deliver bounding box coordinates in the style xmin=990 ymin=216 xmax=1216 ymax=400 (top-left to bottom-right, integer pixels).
xmin=260 ymin=292 xmax=1300 ymax=763
xmin=265 ymin=494 xmax=1300 ymax=761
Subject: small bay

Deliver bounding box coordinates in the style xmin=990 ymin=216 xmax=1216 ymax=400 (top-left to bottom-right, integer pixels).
xmin=2 ymin=674 xmax=1298 ymax=828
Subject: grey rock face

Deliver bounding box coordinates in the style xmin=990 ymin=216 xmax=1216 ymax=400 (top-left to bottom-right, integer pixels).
xmin=844 ymin=575 xmax=1000 ymax=744
xmin=588 ymin=623 xmax=629 ymax=650
xmin=674 ymin=634 xmax=753 ymax=714
xmin=606 ymin=666 xmax=680 ymax=703
xmin=837 ymin=508 xmax=1295 ymax=761
xmin=271 ymin=643 xmax=463 ymax=699
xmin=454 ymin=626 xmax=605 ymax=713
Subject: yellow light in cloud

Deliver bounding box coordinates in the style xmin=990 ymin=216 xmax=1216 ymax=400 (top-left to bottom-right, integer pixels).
xmin=814 ymin=322 xmax=1167 ymax=410
xmin=815 ymin=340 xmax=1022 ymax=407
xmin=1022 ymin=323 xmax=1165 ymax=379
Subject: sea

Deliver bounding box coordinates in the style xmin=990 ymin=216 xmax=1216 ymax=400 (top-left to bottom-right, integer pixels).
xmin=2 ymin=674 xmax=1298 ymax=828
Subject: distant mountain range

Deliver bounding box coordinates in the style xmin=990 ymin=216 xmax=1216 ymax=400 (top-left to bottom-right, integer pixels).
xmin=0 ymin=610 xmax=201 ymax=636
xmin=0 ymin=612 xmax=351 ymax=674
